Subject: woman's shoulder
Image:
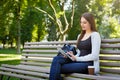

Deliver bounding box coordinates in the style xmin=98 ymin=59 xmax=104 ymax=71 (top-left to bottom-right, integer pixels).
xmin=91 ymin=32 xmax=101 ymax=41
xmin=91 ymin=31 xmax=100 ymax=36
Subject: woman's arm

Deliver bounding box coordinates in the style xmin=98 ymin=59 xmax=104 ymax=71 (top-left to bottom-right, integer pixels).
xmin=75 ymin=32 xmax=101 ymax=61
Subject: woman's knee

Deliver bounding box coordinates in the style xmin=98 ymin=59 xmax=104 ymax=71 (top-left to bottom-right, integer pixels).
xmin=53 ymin=56 xmax=66 ymax=64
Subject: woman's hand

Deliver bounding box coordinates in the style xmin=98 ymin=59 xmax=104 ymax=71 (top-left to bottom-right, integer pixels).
xmin=67 ymin=51 xmax=76 ymax=61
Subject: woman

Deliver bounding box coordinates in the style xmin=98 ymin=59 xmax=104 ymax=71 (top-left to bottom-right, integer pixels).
xmin=49 ymin=12 xmax=101 ymax=80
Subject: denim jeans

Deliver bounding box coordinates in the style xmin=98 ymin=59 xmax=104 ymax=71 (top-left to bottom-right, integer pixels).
xmin=49 ymin=56 xmax=93 ymax=80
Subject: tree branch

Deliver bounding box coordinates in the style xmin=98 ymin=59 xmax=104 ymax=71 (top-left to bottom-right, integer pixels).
xmin=35 ymin=0 xmax=75 ymax=40
xmin=48 ymin=0 xmax=63 ymax=34
xmin=63 ymin=0 xmax=75 ymax=34
xmin=35 ymin=7 xmax=55 ymax=21
xmin=70 ymin=0 xmax=75 ymax=28
xmin=62 ymin=2 xmax=69 ymax=35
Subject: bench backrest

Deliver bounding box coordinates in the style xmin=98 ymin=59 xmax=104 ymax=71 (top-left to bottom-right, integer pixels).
xmin=100 ymin=39 xmax=120 ymax=77
xmin=21 ymin=39 xmax=120 ymax=76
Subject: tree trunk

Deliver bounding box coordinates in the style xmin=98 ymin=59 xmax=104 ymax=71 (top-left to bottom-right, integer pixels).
xmin=17 ymin=0 xmax=21 ymax=54
xmin=17 ymin=19 xmax=21 ymax=54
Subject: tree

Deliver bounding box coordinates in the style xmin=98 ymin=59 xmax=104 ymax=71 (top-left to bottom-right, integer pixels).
xmin=20 ymin=0 xmax=46 ymax=45
xmin=35 ymin=0 xmax=75 ymax=41
xmin=0 ymin=0 xmax=18 ymax=48
xmin=87 ymin=0 xmax=120 ymax=38
xmin=16 ymin=0 xmax=21 ymax=53
xmin=35 ymin=0 xmax=46 ymax=42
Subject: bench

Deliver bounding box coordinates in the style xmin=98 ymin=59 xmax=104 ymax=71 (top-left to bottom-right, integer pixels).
xmin=0 ymin=39 xmax=120 ymax=80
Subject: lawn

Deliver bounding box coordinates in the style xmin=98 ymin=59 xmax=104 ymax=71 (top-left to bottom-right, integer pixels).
xmin=0 ymin=48 xmax=21 ymax=66
xmin=0 ymin=48 xmax=21 ymax=80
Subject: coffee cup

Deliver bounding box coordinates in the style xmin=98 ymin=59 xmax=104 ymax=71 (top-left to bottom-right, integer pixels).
xmin=88 ymin=66 xmax=94 ymax=75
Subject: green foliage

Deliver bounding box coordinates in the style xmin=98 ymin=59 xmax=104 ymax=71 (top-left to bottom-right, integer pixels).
xmin=87 ymin=0 xmax=120 ymax=38
xmin=0 ymin=0 xmax=120 ymax=49
xmin=21 ymin=7 xmax=35 ymax=45
xmin=112 ymin=0 xmax=120 ymax=15
xmin=47 ymin=22 xmax=58 ymax=41
xmin=67 ymin=0 xmax=90 ymax=40
xmin=56 ymin=11 xmax=64 ymax=18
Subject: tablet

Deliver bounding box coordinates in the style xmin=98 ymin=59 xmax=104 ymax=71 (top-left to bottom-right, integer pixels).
xmin=57 ymin=48 xmax=73 ymax=61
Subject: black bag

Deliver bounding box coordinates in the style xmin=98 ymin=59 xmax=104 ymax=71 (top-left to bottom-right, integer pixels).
xmin=57 ymin=43 xmax=77 ymax=57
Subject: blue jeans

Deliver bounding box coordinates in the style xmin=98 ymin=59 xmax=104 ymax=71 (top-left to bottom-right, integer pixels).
xmin=49 ymin=56 xmax=93 ymax=80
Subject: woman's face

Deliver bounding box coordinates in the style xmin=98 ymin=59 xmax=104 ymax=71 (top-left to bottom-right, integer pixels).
xmin=80 ymin=17 xmax=91 ymax=31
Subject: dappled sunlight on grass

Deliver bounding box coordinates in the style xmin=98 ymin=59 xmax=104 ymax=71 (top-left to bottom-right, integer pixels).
xmin=0 ymin=49 xmax=22 ymax=65
xmin=0 ymin=59 xmax=21 ymax=65
xmin=0 ymin=54 xmax=21 ymax=61
xmin=0 ymin=58 xmax=21 ymax=65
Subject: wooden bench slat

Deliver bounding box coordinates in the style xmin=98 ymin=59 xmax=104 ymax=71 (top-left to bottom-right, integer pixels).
xmin=100 ymin=68 xmax=120 ymax=74
xmin=24 ymin=44 xmax=120 ymax=49
xmin=24 ymin=45 xmax=62 ymax=48
xmin=25 ymin=41 xmax=76 ymax=45
xmin=100 ymin=50 xmax=120 ymax=54
xmin=22 ymin=49 xmax=58 ymax=53
xmin=21 ymin=57 xmax=52 ymax=62
xmin=101 ymin=44 xmax=120 ymax=48
xmin=20 ymin=62 xmax=51 ymax=66
xmin=0 ymin=67 xmax=49 ymax=78
xmin=1 ymin=64 xmax=50 ymax=73
xmin=70 ymin=73 xmax=120 ymax=80
xmin=101 ymin=73 xmax=120 ymax=77
xmin=100 ymin=56 xmax=120 ymax=60
xmin=100 ymin=62 xmax=120 ymax=67
xmin=22 ymin=53 xmax=55 ymax=57
xmin=102 ymin=39 xmax=120 ymax=43
xmin=0 ymin=72 xmax=46 ymax=80
xmin=22 ymin=49 xmax=120 ymax=54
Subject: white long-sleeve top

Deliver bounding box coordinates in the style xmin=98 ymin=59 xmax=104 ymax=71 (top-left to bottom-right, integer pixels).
xmin=75 ymin=32 xmax=101 ymax=74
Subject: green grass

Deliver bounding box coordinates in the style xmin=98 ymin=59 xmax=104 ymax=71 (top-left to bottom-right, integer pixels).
xmin=0 ymin=48 xmax=21 ymax=80
xmin=0 ymin=48 xmax=21 ymax=66
xmin=1 ymin=76 xmax=21 ymax=80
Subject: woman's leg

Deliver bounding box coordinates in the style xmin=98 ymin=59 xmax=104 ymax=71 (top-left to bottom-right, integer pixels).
xmin=61 ymin=62 xmax=93 ymax=74
xmin=49 ymin=56 xmax=70 ymax=80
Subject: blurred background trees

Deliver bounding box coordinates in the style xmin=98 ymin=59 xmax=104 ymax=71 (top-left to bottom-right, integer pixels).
xmin=0 ymin=0 xmax=120 ymax=52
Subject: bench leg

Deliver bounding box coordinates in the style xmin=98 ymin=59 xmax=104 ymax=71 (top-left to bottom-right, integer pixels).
xmin=0 ymin=74 xmax=3 ymax=80
xmin=6 ymin=76 xmax=11 ymax=80
xmin=0 ymin=75 xmax=11 ymax=80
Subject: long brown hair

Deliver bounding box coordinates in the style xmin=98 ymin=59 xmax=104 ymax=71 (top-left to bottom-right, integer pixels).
xmin=77 ymin=12 xmax=97 ymax=47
